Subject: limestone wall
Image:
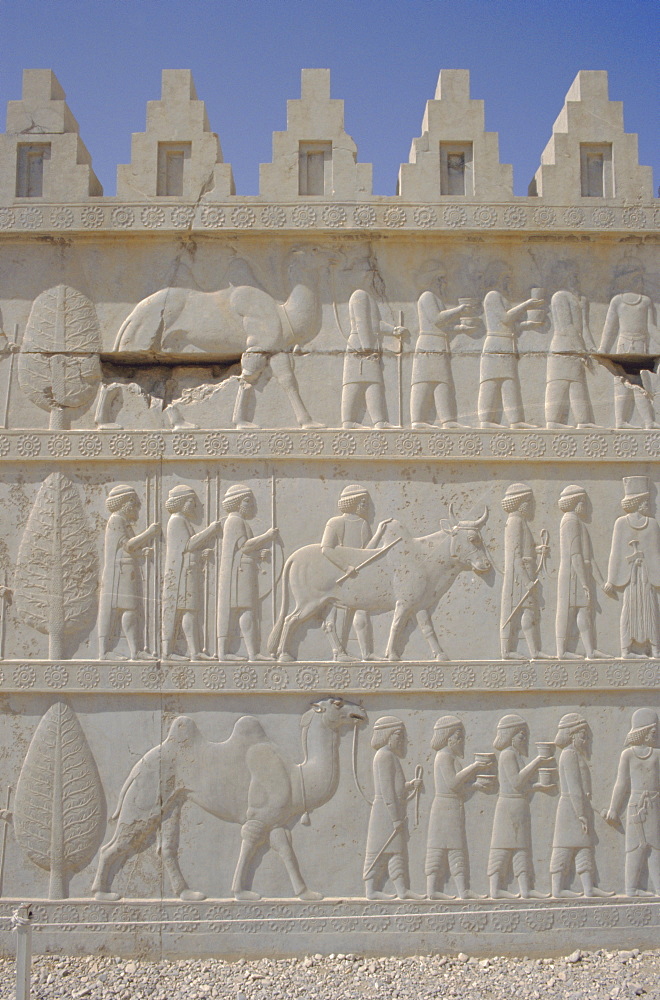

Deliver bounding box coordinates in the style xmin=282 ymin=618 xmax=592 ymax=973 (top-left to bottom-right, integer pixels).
xmin=0 ymin=66 xmax=657 ymax=959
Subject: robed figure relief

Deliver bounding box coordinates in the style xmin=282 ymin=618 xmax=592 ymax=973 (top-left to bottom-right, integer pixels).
xmin=555 ymin=485 xmax=609 ymax=659
xmin=97 ymin=485 xmax=160 ymax=660
xmin=550 ymin=713 xmax=612 ymax=898
xmin=487 ymin=714 xmax=553 ymax=899
xmin=161 ymin=484 xmax=223 ymax=660
xmin=500 ymin=483 xmax=550 ymax=660
xmin=425 ymin=715 xmax=491 ymax=900
xmin=606 ymin=709 xmax=660 ymax=897
xmin=604 ymin=476 xmax=660 ymax=658
xmin=363 ymin=717 xmax=423 ymax=901
xmin=216 ymin=484 xmax=278 ymax=661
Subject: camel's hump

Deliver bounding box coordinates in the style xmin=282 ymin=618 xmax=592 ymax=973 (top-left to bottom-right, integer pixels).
xmin=226 ymin=715 xmax=269 ymax=748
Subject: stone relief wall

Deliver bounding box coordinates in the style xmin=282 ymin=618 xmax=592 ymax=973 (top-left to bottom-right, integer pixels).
xmin=0 ymin=65 xmax=657 ymax=958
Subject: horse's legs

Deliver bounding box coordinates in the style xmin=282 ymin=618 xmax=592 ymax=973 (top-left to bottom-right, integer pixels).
xmin=232 ymin=818 xmax=269 ymax=900
xmin=385 ymin=600 xmax=412 ymax=661
xmin=160 ymin=805 xmax=205 ymax=901
xmin=416 ymin=608 xmax=448 ymax=660
xmin=270 ymin=827 xmax=322 ymax=900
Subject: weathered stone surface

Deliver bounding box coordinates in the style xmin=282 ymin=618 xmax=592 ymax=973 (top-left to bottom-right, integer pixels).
xmin=0 ymin=66 xmax=657 ymax=961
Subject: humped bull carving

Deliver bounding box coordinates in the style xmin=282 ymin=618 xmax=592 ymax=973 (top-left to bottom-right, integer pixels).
xmin=268 ymin=508 xmax=490 ymax=661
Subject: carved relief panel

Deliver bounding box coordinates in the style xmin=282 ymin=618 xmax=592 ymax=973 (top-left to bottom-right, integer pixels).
xmin=0 ymin=217 xmax=657 ymax=960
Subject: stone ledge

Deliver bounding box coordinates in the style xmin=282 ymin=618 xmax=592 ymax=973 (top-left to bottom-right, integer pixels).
xmin=1 ymin=659 xmax=657 ymax=694
xmin=0 ymin=201 xmax=657 ymax=235
xmin=0 ymin=899 xmax=656 ymax=958
xmin=0 ymin=428 xmax=656 ymax=462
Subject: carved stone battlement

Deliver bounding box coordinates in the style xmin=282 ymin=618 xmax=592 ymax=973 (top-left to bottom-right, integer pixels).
xmin=0 ymin=68 xmax=656 ymax=215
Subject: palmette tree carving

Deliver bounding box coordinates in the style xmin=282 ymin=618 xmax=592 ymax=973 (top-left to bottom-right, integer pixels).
xmin=14 ymin=472 xmax=97 ymax=659
xmin=18 ymin=284 xmax=101 ymax=430
xmin=13 ymin=702 xmax=104 ymax=899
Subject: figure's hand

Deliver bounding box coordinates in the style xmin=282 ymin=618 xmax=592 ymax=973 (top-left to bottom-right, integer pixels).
xmin=528 ymin=298 xmax=545 ymax=309
xmin=409 ymin=777 xmax=423 ymax=792
xmin=605 ymin=809 xmax=619 ymax=826
xmin=582 ymin=585 xmax=591 ymax=606
xmin=0 ymin=809 xmax=12 ymax=824
xmin=603 ymin=582 xmax=616 ymax=598
xmin=212 ymin=519 xmax=223 ymax=533
xmin=393 ymin=819 xmax=404 ymax=831
xmin=345 ymin=565 xmax=357 ymax=577
xmin=579 ymin=816 xmax=589 ymax=836
xmin=267 ymin=527 xmax=280 ymax=542
xmin=393 ymin=326 xmax=409 ymax=338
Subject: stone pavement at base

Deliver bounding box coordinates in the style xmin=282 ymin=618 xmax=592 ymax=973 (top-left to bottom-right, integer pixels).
xmin=0 ymin=949 xmax=658 ymax=999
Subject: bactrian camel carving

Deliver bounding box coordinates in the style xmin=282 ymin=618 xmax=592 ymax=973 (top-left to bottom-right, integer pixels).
xmin=92 ymin=697 xmax=367 ymax=902
xmin=268 ymin=509 xmax=491 ymax=662
xmin=112 ymin=248 xmax=334 ymax=429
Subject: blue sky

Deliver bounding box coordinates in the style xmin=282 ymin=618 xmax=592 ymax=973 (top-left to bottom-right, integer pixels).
xmin=0 ymin=0 xmax=657 ymax=197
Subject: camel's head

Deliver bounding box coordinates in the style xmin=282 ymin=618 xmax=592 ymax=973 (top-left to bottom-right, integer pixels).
xmin=287 ymin=246 xmax=344 ymax=280
xmin=307 ymin=696 xmax=367 ymax=731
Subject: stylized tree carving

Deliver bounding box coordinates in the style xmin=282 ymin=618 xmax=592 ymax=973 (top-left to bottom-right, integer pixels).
xmin=13 ymin=702 xmax=104 ymax=899
xmin=14 ymin=473 xmax=97 ymax=658
xmin=18 ymin=284 xmax=101 ymax=429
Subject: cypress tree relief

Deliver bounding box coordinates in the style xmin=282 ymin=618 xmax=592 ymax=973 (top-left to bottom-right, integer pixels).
xmin=13 ymin=702 xmax=104 ymax=899
xmin=14 ymin=473 xmax=97 ymax=659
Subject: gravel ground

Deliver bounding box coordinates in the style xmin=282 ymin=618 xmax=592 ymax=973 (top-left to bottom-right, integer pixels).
xmin=0 ymin=949 xmax=659 ymax=1000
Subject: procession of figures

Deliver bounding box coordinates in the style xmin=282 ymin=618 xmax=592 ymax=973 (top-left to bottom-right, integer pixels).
xmin=0 ymin=254 xmax=657 ymax=434
xmin=0 ymin=699 xmax=658 ymax=903
xmin=0 ymin=473 xmax=656 ymax=663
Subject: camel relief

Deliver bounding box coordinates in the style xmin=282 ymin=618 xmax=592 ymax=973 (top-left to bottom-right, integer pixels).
xmin=91 ymin=697 xmax=367 ymax=902
xmin=112 ymin=248 xmax=334 ymax=429
xmin=268 ymin=508 xmax=490 ymax=662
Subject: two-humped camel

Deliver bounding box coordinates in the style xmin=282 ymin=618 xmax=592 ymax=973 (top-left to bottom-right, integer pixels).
xmin=112 ymin=247 xmax=333 ymax=429
xmin=92 ymin=697 xmax=367 ymax=901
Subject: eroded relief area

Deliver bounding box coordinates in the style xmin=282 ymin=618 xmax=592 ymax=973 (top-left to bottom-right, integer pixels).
xmin=0 ymin=249 xmax=658 ymax=434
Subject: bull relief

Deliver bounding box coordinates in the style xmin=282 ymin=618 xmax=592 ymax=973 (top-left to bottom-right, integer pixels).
xmin=0 ymin=64 xmax=658 ymax=960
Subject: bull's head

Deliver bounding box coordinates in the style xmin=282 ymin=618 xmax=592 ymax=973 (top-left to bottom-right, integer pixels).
xmin=440 ymin=506 xmax=490 ymax=573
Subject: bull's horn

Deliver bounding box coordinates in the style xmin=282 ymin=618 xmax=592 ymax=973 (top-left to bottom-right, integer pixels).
xmin=447 ymin=502 xmax=458 ymax=525
xmin=460 ymin=507 xmax=489 ymax=529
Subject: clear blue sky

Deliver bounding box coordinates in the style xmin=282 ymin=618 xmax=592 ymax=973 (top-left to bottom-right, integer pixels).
xmin=1 ymin=0 xmax=658 ymax=197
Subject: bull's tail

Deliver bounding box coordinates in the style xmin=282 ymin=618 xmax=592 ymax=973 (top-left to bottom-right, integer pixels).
xmin=267 ymin=558 xmax=292 ymax=655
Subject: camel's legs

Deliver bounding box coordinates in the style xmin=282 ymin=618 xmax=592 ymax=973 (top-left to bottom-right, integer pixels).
xmin=92 ymin=823 xmax=147 ymax=900
xmin=270 ymin=827 xmax=322 ymax=899
xmin=385 ymin=600 xmax=412 ymax=661
xmin=232 ymin=819 xmax=269 ymax=900
xmin=160 ymin=806 xmax=205 ymax=900
xmin=270 ymin=353 xmax=322 ymax=428
xmin=416 ymin=608 xmax=447 ymax=660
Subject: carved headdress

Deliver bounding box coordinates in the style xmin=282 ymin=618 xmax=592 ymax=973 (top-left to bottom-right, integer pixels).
xmin=554 ymin=712 xmax=588 ymax=748
xmin=625 ymin=708 xmax=659 ymax=748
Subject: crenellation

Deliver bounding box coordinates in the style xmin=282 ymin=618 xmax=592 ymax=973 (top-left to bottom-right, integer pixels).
xmin=398 ymin=69 xmax=513 ymax=202
xmin=116 ymin=69 xmax=235 ymax=201
xmin=259 ymin=68 xmax=373 ymax=200
xmin=0 ymin=69 xmax=102 ymax=202
xmin=530 ymin=70 xmax=654 ymax=204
